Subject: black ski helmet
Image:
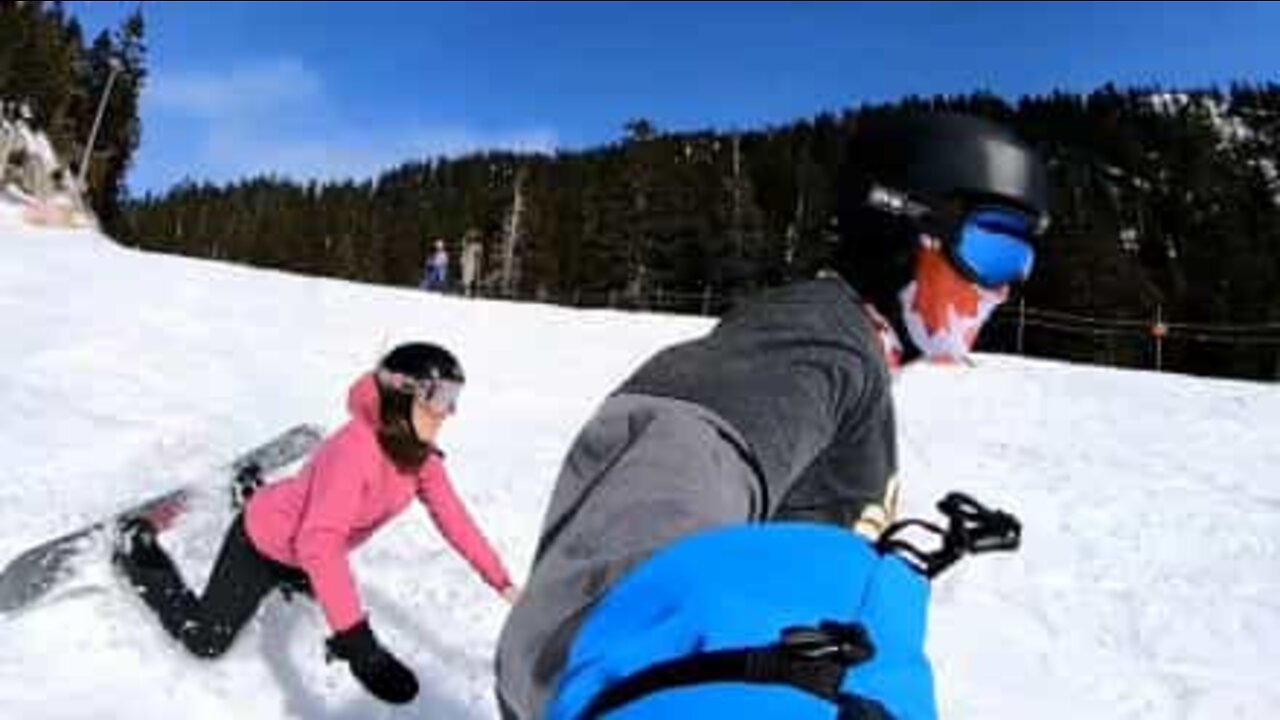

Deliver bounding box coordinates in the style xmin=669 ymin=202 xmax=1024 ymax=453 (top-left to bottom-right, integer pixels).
xmin=374 ymin=342 xmax=464 ymax=471
xmin=834 ymin=112 xmax=1050 ymax=315
xmin=379 ymin=342 xmax=465 ymax=386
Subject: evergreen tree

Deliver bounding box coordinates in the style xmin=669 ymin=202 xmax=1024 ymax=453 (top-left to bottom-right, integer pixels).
xmin=117 ymin=82 xmax=1280 ymax=380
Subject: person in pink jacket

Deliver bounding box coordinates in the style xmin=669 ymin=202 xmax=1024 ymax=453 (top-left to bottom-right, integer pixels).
xmin=114 ymin=342 xmax=519 ymax=705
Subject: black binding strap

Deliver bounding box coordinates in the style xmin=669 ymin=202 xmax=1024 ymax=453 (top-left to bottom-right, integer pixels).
xmin=582 ymin=621 xmax=875 ymax=718
xmin=875 ymin=492 xmax=1021 ymax=579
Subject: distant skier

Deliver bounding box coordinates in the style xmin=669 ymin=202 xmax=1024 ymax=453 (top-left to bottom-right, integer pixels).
xmin=114 ymin=342 xmax=519 ymax=706
xmin=421 ymin=239 xmax=451 ymax=292
xmin=495 ymin=113 xmax=1049 ymax=718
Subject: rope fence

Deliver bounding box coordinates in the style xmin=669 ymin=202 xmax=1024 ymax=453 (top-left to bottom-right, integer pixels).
xmin=442 ymin=282 xmax=1280 ymax=376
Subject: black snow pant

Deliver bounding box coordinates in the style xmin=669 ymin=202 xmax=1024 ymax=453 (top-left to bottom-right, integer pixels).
xmin=118 ymin=515 xmax=311 ymax=658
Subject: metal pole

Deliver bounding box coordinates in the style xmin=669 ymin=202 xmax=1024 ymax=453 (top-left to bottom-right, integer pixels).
xmin=1155 ymin=304 xmax=1164 ymax=372
xmin=502 ymin=166 xmax=527 ymax=298
xmin=78 ymin=58 xmax=123 ymax=189
xmin=1017 ymin=296 xmax=1026 ymax=355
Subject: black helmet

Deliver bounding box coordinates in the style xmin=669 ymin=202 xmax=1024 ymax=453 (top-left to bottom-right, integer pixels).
xmin=834 ymin=112 xmax=1049 ymax=312
xmin=374 ymin=342 xmax=464 ymax=471
xmin=379 ymin=342 xmax=465 ymax=385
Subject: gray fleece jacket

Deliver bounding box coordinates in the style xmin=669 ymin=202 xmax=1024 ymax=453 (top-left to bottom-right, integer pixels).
xmin=495 ymin=276 xmax=897 ymax=719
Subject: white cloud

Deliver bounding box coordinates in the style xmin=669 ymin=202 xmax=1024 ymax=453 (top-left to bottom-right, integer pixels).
xmin=197 ymin=124 xmax=558 ymax=185
xmin=150 ymin=58 xmax=323 ymax=120
xmin=140 ymin=57 xmax=558 ymax=189
xmin=408 ymin=127 xmax=560 ymax=161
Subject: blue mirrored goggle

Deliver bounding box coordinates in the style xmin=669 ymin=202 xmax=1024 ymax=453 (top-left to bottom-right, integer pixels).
xmin=950 ymin=208 xmax=1037 ymax=288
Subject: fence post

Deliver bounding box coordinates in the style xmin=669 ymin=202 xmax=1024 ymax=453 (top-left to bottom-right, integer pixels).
xmin=1016 ymin=296 xmax=1026 ymax=355
xmin=1153 ymin=304 xmax=1166 ymax=372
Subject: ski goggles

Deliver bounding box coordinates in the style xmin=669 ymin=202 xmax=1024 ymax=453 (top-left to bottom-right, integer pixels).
xmin=865 ymin=185 xmax=1042 ymax=289
xmin=376 ymin=369 xmax=463 ymax=414
xmin=947 ymin=208 xmax=1038 ymax=289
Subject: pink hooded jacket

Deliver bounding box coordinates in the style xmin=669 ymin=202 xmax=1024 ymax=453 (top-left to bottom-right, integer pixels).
xmin=244 ymin=373 xmax=513 ymax=632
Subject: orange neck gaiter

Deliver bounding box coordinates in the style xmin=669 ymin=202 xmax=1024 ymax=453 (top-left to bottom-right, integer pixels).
xmin=897 ymin=240 xmax=1008 ymax=363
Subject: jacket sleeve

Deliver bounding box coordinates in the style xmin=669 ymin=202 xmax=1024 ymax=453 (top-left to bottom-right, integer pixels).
xmin=294 ymin=432 xmax=367 ymax=633
xmin=773 ymin=357 xmax=897 ymax=529
xmin=418 ymin=460 xmax=513 ymax=592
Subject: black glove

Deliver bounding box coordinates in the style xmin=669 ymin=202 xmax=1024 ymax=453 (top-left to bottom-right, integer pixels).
xmin=326 ymin=620 xmax=419 ymax=705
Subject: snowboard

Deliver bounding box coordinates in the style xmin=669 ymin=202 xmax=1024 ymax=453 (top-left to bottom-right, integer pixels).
xmin=0 ymin=423 xmax=325 ymax=615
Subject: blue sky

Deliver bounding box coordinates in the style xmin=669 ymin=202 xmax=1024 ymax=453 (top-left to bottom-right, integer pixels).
xmin=69 ymin=1 xmax=1280 ymax=195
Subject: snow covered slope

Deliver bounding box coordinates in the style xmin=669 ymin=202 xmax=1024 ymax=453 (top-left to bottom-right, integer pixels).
xmin=0 ymin=221 xmax=1276 ymax=719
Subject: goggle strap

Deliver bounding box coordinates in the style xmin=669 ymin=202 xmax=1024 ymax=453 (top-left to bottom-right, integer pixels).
xmin=865 ymin=183 xmax=931 ymax=220
xmin=376 ymin=368 xmax=420 ymax=394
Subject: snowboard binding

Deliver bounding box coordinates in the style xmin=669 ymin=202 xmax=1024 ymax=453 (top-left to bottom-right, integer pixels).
xmin=112 ymin=516 xmax=167 ymax=572
xmin=231 ymin=462 xmax=265 ymax=511
xmin=875 ymin=492 xmax=1021 ymax=579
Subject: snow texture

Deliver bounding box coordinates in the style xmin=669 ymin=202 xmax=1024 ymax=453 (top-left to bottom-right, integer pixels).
xmin=1 ymin=214 xmax=1277 ymax=719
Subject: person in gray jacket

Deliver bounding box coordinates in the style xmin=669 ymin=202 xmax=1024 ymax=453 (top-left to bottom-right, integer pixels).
xmin=495 ymin=112 xmax=1051 ymax=719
